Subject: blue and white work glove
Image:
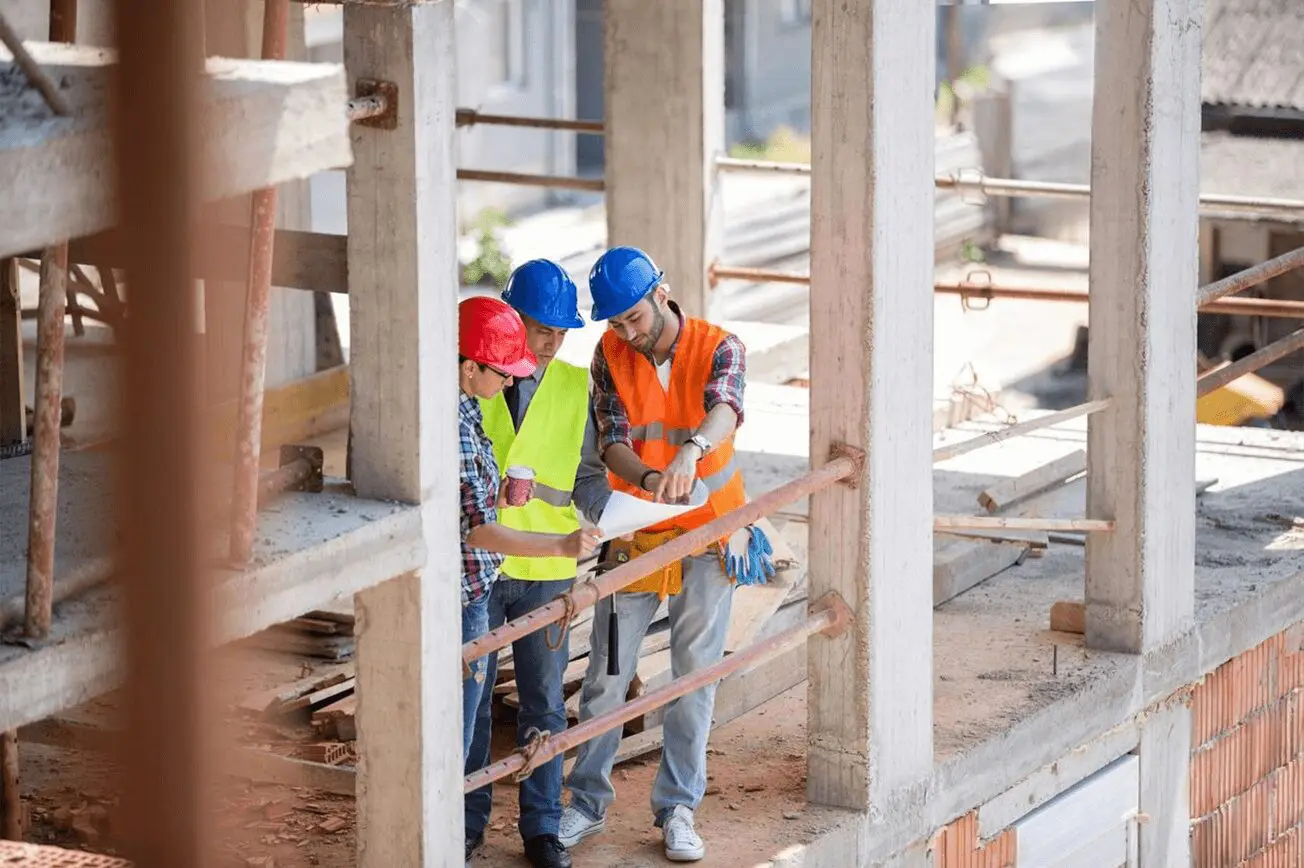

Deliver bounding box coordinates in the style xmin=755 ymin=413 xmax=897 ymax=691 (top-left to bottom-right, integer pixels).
xmin=724 ymin=524 xmax=777 ymax=586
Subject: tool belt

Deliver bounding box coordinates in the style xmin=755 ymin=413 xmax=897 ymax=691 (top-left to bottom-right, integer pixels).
xmin=607 ymin=528 xmax=729 ymax=600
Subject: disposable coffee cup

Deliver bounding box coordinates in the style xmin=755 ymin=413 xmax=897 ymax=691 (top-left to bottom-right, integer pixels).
xmin=505 ymin=466 xmax=536 ymax=506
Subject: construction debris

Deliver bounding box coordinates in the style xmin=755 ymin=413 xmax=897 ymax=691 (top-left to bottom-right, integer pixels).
xmin=241 ymin=611 xmax=356 ymax=661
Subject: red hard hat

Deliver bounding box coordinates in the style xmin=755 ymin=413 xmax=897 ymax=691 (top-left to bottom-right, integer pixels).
xmin=458 ymin=296 xmax=537 ymax=378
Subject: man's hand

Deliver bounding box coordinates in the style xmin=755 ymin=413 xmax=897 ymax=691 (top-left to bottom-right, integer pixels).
xmin=652 ymin=444 xmax=700 ymax=503
xmin=560 ymin=527 xmax=602 ymax=560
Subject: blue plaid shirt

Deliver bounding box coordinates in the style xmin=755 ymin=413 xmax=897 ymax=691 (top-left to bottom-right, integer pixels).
xmin=458 ymin=392 xmax=503 ymax=604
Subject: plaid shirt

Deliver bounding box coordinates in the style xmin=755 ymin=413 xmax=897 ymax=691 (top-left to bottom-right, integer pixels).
xmin=458 ymin=391 xmax=503 ymax=604
xmin=590 ymin=302 xmax=747 ymax=453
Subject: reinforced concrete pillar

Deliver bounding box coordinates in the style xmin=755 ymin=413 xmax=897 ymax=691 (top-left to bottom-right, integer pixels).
xmin=806 ymin=0 xmax=936 ymax=813
xmin=343 ymin=2 xmax=463 ymax=864
xmin=1085 ymin=0 xmax=1200 ymax=654
xmin=603 ymin=0 xmax=723 ymax=320
xmin=1137 ymin=702 xmax=1192 ymax=866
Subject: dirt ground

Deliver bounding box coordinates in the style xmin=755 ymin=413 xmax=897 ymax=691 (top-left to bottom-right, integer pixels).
xmin=16 ymin=648 xmax=839 ymax=868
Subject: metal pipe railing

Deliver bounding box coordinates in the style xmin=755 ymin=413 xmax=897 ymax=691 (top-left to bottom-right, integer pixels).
xmin=1196 ymin=245 xmax=1304 ymax=307
xmin=714 ymin=157 xmax=1304 ymax=218
xmin=1196 ymin=327 xmax=1304 ymax=397
xmin=461 ymin=453 xmax=859 ymax=666
xmin=228 ymin=0 xmax=290 ymax=564
xmin=456 ymin=168 xmax=605 ymax=193
xmin=464 ymin=592 xmax=852 ymax=792
xmin=455 ymin=108 xmax=604 ymax=135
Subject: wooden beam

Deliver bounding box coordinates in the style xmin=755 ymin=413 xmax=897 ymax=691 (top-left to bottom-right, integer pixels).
xmin=63 ymin=227 xmax=348 ymax=294
xmin=343 ymin=2 xmax=463 ymax=864
xmin=807 ymin=0 xmax=935 ymax=813
xmin=978 ymin=450 xmax=1086 ymax=514
xmin=0 ymin=259 xmax=22 ymax=446
xmin=0 ymin=42 xmax=351 ymax=259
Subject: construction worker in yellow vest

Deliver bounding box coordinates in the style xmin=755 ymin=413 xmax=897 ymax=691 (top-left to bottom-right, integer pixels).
xmin=464 ymin=260 xmax=612 ymax=868
xmin=560 ymin=246 xmax=774 ymax=863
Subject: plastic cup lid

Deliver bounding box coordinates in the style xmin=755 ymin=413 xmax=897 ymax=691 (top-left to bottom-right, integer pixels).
xmin=506 ymin=465 xmax=535 ymax=480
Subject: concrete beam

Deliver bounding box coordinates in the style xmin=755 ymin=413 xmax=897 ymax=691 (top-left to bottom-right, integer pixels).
xmin=1084 ymin=0 xmax=1201 ymax=653
xmin=342 ymin=2 xmax=462 ymax=865
xmin=603 ymin=0 xmax=723 ymax=319
xmin=0 ymin=42 xmax=351 ymax=259
xmin=807 ymin=0 xmax=935 ymax=812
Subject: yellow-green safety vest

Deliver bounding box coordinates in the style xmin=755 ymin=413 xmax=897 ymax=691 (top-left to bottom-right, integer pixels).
xmin=480 ymin=359 xmax=589 ymax=581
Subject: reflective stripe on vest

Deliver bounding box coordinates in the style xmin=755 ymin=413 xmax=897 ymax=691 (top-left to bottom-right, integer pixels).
xmin=480 ymin=359 xmax=589 ymax=580
xmin=600 ymin=319 xmax=746 ymax=534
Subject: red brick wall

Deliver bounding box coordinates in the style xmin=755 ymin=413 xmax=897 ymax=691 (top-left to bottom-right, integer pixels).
xmin=1190 ymin=627 xmax=1304 ymax=867
xmin=932 ymin=811 xmax=1016 ymax=868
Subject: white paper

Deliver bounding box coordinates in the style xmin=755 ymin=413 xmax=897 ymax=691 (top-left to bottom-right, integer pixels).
xmin=596 ymin=480 xmax=709 ymax=541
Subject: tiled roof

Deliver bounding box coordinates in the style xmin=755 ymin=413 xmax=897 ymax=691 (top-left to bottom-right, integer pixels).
xmin=1202 ymin=0 xmax=1304 ymax=111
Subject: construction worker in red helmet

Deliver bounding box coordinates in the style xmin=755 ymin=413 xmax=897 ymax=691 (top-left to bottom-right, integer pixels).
xmin=463 ymin=263 xmax=611 ymax=868
xmin=456 ymin=296 xmax=601 ymax=826
xmin=559 ymin=247 xmax=774 ymax=863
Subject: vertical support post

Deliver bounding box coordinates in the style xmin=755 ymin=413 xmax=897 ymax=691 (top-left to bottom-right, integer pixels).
xmin=111 ymin=0 xmax=212 ymax=860
xmin=1085 ymin=0 xmax=1200 ymax=654
xmin=807 ymin=0 xmax=935 ymax=812
xmin=228 ymin=0 xmax=289 ymax=563
xmin=344 ymin=2 xmax=462 ymax=864
xmin=0 ymin=259 xmax=23 ymax=447
xmin=24 ymin=248 xmax=67 ymax=639
xmin=1137 ymin=702 xmax=1192 ymax=865
xmin=0 ymin=730 xmax=17 ymax=840
xmin=604 ymin=0 xmax=723 ymax=320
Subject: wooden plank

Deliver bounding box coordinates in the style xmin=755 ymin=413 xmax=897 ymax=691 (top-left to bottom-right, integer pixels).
xmin=722 ymin=517 xmax=802 ymax=654
xmin=0 ymin=259 xmax=21 ymax=446
xmin=562 ymin=725 xmax=665 ymax=777
xmin=1050 ymin=600 xmax=1086 ymax=635
xmin=0 ymin=42 xmax=352 ymax=259
xmin=207 ymin=364 xmax=349 ymax=458
xmin=237 ymin=663 xmax=353 ymax=717
xmin=977 ymin=450 xmax=1086 ymax=513
xmin=227 ymin=747 xmax=356 ymax=797
xmin=66 ymin=226 xmax=347 ymax=294
xmin=933 ymin=541 xmax=1027 ymax=607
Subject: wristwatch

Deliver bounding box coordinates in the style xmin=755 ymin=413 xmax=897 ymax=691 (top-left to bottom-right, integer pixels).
xmin=687 ymin=433 xmax=713 ymax=457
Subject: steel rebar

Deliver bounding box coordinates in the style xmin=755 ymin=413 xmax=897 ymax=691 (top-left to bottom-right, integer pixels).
xmin=462 ymin=455 xmax=858 ymax=665
xmin=1196 ymin=245 xmax=1304 ymax=307
xmin=464 ymin=594 xmax=852 ymax=792
xmin=455 ymin=108 xmax=604 ymax=134
xmin=456 ymin=168 xmax=605 ymax=193
xmin=1197 ymin=327 xmax=1304 ymax=397
xmin=24 ymin=248 xmax=68 ymax=639
xmin=228 ymin=0 xmax=290 ymax=564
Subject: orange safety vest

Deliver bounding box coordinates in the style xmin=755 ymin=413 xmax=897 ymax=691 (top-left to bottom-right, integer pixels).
xmin=600 ymin=318 xmax=747 ymax=595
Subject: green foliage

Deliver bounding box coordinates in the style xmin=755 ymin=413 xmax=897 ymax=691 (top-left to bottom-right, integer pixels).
xmin=727 ymin=125 xmax=812 ymax=164
xmin=461 ymin=207 xmax=514 ymax=288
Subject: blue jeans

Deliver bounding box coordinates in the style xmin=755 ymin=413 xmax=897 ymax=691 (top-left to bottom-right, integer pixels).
xmin=464 ymin=577 xmax=574 ymax=841
xmin=462 ymin=594 xmax=492 ymax=761
xmin=565 ymin=551 xmax=733 ymax=823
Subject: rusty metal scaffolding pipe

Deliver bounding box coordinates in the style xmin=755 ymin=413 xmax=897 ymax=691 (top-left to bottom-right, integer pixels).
xmin=462 ymin=454 xmax=858 ymax=665
xmin=1196 ymin=245 xmax=1304 ymax=307
xmin=256 ymin=456 xmax=312 ymax=505
xmin=346 ymin=94 xmax=388 ymax=122
xmin=1197 ymin=327 xmax=1304 ymax=397
xmin=0 ymin=730 xmax=16 ymax=840
xmin=464 ymin=593 xmax=853 ymax=792
xmin=456 ymin=168 xmax=605 ymax=193
xmin=455 ymin=108 xmax=604 ymax=134
xmin=25 ymin=247 xmax=69 ymax=639
xmin=228 ymin=0 xmax=290 ymax=564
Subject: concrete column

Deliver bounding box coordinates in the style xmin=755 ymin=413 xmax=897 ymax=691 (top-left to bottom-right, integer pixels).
xmin=1085 ymin=0 xmax=1201 ymax=653
xmin=1137 ymin=702 xmax=1192 ymax=866
xmin=603 ymin=0 xmax=723 ymax=320
xmin=806 ymin=0 xmax=935 ymax=812
xmin=343 ymin=2 xmax=463 ymax=864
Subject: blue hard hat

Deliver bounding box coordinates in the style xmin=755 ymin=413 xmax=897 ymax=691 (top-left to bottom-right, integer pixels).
xmin=501 ymin=259 xmax=585 ymax=329
xmin=588 ymin=246 xmax=664 ymax=322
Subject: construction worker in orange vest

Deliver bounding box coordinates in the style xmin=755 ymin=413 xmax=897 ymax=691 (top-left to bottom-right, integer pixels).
xmin=558 ymin=246 xmax=774 ymax=863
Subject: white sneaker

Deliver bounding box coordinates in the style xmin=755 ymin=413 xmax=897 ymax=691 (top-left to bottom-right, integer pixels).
xmin=558 ymin=805 xmax=605 ymax=849
xmin=662 ymin=805 xmax=705 ymax=862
